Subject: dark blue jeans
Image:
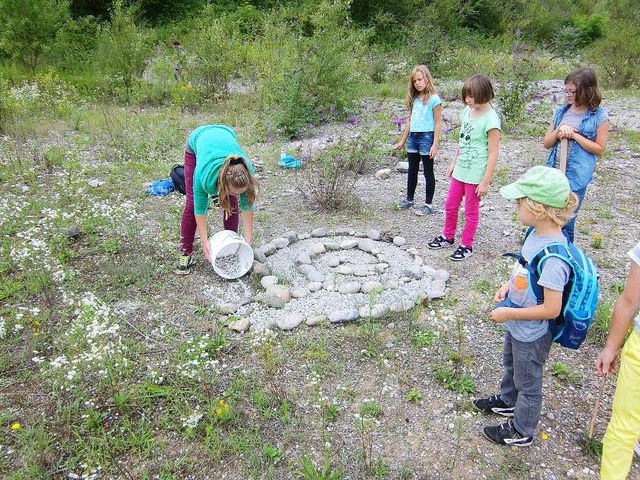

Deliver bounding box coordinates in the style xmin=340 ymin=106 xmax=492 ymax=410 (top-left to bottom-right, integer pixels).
xmin=406 ymin=132 xmax=435 ymax=204
xmin=499 ymin=329 xmax=553 ymax=437
xmin=562 ymin=187 xmax=586 ymax=243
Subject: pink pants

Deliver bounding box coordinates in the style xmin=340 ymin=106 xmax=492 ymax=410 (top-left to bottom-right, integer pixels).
xmin=179 ymin=150 xmax=238 ymax=256
xmin=443 ymin=177 xmax=480 ymax=248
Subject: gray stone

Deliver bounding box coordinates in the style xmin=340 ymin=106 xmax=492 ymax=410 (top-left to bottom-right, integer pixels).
xmin=384 ymin=280 xmax=399 ymax=290
xmin=276 ymin=313 xmax=305 ymax=330
xmin=358 ymin=239 xmax=376 ymax=252
xmin=298 ymin=264 xmax=315 ymax=276
xmin=329 ymin=309 xmax=360 ymax=323
xmin=353 ymin=268 xmax=374 ymax=277
xmin=375 ymin=263 xmax=389 ymax=272
xmin=283 ymin=231 xmax=299 ymax=243
xmin=404 ymin=265 xmax=424 ymax=280
xmin=371 ymin=247 xmax=381 ymax=255
xmin=254 ymin=248 xmax=267 ymax=264
xmin=308 ymin=282 xmax=323 ymax=292
xmin=360 ymin=304 xmax=389 ymax=319
xmin=306 ymin=270 xmax=326 ymax=283
xmin=334 ymin=228 xmax=353 ymax=236
xmin=306 ymin=315 xmax=328 ymax=326
xmin=413 ymin=255 xmax=424 ymax=266
xmin=291 ymin=287 xmax=309 ymax=299
xmin=375 ymin=168 xmax=392 ymax=180
xmin=262 ymin=295 xmax=286 ymax=309
xmin=311 ymin=227 xmax=329 ymax=237
xmin=273 ymin=237 xmax=290 ymax=249
xmin=251 ymin=261 xmax=269 ymax=277
xmin=298 ymin=233 xmax=311 ymax=240
xmin=395 ymin=161 xmax=409 ymax=172
xmin=219 ymin=303 xmax=238 ymax=315
xmin=323 ymin=241 xmax=340 ymax=251
xmin=338 ymin=282 xmax=361 ymax=294
xmin=296 ymin=253 xmax=312 ymax=265
xmin=308 ymin=243 xmax=326 ymax=255
xmin=434 ymin=269 xmax=450 ymax=282
xmin=261 ymin=243 xmax=277 ymax=256
xmin=423 ymin=266 xmax=437 ymax=276
xmin=367 ymin=229 xmax=381 ymax=240
xmin=327 ymin=257 xmax=341 ymax=268
xmin=228 ymin=317 xmax=250 ymax=332
xmin=393 ymin=236 xmax=407 ymax=247
xmin=336 ymin=265 xmax=354 ymax=275
xmin=340 ymin=239 xmax=358 ymax=249
xmin=361 ymin=281 xmax=384 ymax=294
xmin=354 ymin=231 xmax=366 ymax=238
xmin=265 ymin=284 xmax=291 ymax=303
xmin=406 ymin=248 xmax=419 ymax=255
xmin=428 ymin=290 xmax=446 ymax=300
xmin=431 ymin=279 xmax=446 ymax=293
xmin=261 ymin=275 xmax=278 ymax=288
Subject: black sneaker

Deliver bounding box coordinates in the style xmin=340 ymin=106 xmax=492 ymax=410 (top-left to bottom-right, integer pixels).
xmin=428 ymin=235 xmax=454 ymax=249
xmin=415 ymin=204 xmax=434 ymax=216
xmin=472 ymin=395 xmax=515 ymax=418
xmin=482 ymin=420 xmax=533 ymax=447
xmin=449 ymin=245 xmax=473 ymax=261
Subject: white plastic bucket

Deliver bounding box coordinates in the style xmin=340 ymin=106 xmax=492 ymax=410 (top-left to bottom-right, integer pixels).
xmin=209 ymin=230 xmax=254 ymax=279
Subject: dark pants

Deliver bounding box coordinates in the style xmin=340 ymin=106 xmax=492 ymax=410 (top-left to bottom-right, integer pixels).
xmin=499 ymin=329 xmax=553 ymax=437
xmin=179 ymin=149 xmax=239 ymax=256
xmin=406 ymin=152 xmax=436 ymax=204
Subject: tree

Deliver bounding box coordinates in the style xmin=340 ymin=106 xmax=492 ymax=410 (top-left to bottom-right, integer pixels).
xmin=0 ymin=0 xmax=71 ymax=71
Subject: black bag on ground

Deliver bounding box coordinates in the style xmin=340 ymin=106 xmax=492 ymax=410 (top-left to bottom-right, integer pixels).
xmin=170 ymin=164 xmax=186 ymax=195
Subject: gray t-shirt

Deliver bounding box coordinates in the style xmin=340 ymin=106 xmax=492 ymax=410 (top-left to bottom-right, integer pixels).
xmin=553 ymin=109 xmax=609 ymax=167
xmin=502 ymin=232 xmax=571 ymax=342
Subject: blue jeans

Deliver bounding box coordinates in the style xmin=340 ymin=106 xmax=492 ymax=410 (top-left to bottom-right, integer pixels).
xmin=562 ymin=187 xmax=586 ymax=243
xmin=407 ymin=131 xmax=434 ymax=156
xmin=406 ymin=132 xmax=435 ymax=204
xmin=499 ymin=329 xmax=553 ymax=437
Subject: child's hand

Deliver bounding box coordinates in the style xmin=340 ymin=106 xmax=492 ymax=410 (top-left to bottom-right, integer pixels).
xmin=429 ymin=144 xmax=438 ymax=158
xmin=596 ymin=347 xmax=618 ymax=375
xmin=489 ymin=307 xmax=509 ymax=323
xmin=446 ymin=162 xmax=455 ymax=177
xmin=202 ymin=238 xmax=212 ymax=264
xmin=476 ymin=180 xmax=489 ymax=197
xmin=494 ymin=284 xmax=509 ymax=302
xmin=393 ymin=142 xmax=404 ymax=150
xmin=557 ymin=125 xmax=578 ymax=139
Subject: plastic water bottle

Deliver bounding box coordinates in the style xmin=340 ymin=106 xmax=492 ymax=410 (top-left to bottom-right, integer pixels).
xmin=280 ymin=147 xmax=286 ymax=159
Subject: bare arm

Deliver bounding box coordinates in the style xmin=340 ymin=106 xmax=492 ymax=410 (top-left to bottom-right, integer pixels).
xmin=597 ymin=261 xmax=640 ymax=375
xmin=490 ymin=288 xmax=563 ymax=323
xmin=571 ymin=121 xmax=609 ymax=157
xmin=195 ymin=214 xmax=211 ymax=262
xmin=429 ymin=104 xmax=442 ymax=158
xmin=476 ymin=128 xmax=500 ymax=197
xmin=543 ymin=120 xmax=559 ymax=149
xmin=242 ymin=209 xmax=254 ymax=245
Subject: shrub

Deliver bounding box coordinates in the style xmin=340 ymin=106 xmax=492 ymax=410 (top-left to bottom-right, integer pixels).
xmin=587 ymin=18 xmax=640 ymax=88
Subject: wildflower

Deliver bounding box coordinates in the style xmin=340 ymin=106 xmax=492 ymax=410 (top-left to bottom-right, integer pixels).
xmin=541 ymin=432 xmax=549 ymax=440
xmin=11 ymin=423 xmax=21 ymax=430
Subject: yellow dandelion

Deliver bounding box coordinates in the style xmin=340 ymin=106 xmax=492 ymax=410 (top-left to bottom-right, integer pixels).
xmin=219 ymin=400 xmax=225 ymax=406
xmin=541 ymin=433 xmax=549 ymax=440
xmin=216 ymin=408 xmax=222 ymax=415
xmin=224 ymin=404 xmax=229 ymax=410
xmin=11 ymin=423 xmax=21 ymax=430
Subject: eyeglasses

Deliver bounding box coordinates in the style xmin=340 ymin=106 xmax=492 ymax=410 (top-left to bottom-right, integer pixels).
xmin=565 ymin=88 xmax=577 ymax=95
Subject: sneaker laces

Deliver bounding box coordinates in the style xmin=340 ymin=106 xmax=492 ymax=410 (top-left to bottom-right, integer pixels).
xmin=179 ymin=254 xmax=191 ymax=268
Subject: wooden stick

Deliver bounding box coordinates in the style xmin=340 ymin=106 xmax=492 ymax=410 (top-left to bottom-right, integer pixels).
xmin=589 ymin=374 xmax=607 ymax=438
xmin=559 ymin=137 xmax=568 ymax=174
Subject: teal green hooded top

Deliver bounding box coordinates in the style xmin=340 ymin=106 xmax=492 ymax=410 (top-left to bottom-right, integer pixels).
xmin=188 ymin=125 xmax=256 ymax=216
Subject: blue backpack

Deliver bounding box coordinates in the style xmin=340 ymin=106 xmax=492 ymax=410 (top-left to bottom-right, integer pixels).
xmin=506 ymin=228 xmax=599 ymax=349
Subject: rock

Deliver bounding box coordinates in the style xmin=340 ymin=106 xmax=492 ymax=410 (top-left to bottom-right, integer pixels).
xmin=413 ymin=255 xmax=424 ymax=266
xmin=308 ymin=243 xmax=326 ymax=255
xmin=219 ymin=303 xmax=238 ymax=315
xmin=282 ymin=231 xmax=298 ymax=243
xmin=340 ymin=239 xmax=359 ymax=249
xmin=67 ymin=226 xmax=81 ymax=241
xmin=306 ymin=270 xmax=325 ymax=283
xmin=434 ymin=269 xmax=450 ymax=282
xmin=228 ymin=317 xmax=250 ymax=332
xmin=323 ymin=241 xmax=340 ymax=251
xmin=384 ymin=280 xmax=399 ymax=290
xmin=260 ymin=275 xmax=278 ymax=288
xmin=296 ymin=253 xmax=312 ymax=265
xmin=311 ymin=227 xmax=329 ymax=237
xmin=262 ymin=295 xmax=286 ymax=309
xmin=375 ymin=168 xmax=392 ymax=180
xmin=336 ymin=265 xmax=354 ymax=275
xmin=264 ymin=284 xmax=291 ymax=303
xmin=361 ymin=281 xmax=384 ymax=294
xmin=306 ymin=315 xmax=328 ymax=326
xmin=298 ymin=265 xmax=315 ymax=276
xmin=423 ymin=266 xmax=437 ymax=276
xmin=261 ymin=243 xmax=277 ymax=256
xmin=327 ymin=257 xmax=340 ymax=268
xmin=353 ymin=267 xmax=374 ymax=277
xmin=329 ymin=309 xmax=360 ymax=323
xmin=338 ymin=282 xmax=361 ymax=294
xmin=291 ymin=287 xmax=309 ymax=298
xmin=393 ymin=236 xmax=407 ymax=247
xmin=360 ymin=304 xmax=389 ymax=318
xmin=308 ymin=282 xmax=323 ymax=292
xmin=431 ymin=279 xmax=446 ymax=292
xmin=251 ymin=261 xmax=269 ymax=277
xmin=427 ymin=290 xmax=446 ymax=300
xmin=273 ymin=237 xmax=289 ymax=249
xmin=367 ymin=229 xmax=381 ymax=240
xmin=334 ymin=228 xmax=353 ymax=236
xmin=395 ymin=161 xmax=409 ymax=172
xmin=358 ymin=239 xmax=376 ymax=253
xmin=253 ymin=248 xmax=267 ymax=264
xmin=404 ymin=265 xmax=424 ymax=280
xmin=277 ymin=313 xmax=304 ymax=330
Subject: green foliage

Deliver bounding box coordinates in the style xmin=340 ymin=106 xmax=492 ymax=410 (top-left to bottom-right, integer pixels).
xmin=551 ymin=362 xmax=582 ymax=385
xmin=0 ymin=0 xmax=71 ymax=71
xmin=434 ymin=367 xmax=476 ymax=396
xmin=93 ymin=2 xmax=152 ymax=95
xmin=295 ymin=454 xmax=344 ymax=480
xmin=50 ymin=15 xmax=100 ymax=71
xmin=552 ymin=14 xmax=606 ymax=59
xmin=587 ymin=17 xmax=640 ymax=88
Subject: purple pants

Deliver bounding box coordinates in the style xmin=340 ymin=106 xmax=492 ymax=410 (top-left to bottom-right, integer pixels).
xmin=443 ymin=177 xmax=480 ymax=248
xmin=179 ymin=150 xmax=239 ymax=256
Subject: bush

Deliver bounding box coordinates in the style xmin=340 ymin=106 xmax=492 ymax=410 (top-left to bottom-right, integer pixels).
xmin=587 ymin=18 xmax=640 ymax=88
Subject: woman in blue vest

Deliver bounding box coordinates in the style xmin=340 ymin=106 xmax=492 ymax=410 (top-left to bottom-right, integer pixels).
xmin=542 ymin=68 xmax=609 ymax=242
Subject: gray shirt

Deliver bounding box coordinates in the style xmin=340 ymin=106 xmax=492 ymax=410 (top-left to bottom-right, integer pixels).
xmin=502 ymin=232 xmax=571 ymax=342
